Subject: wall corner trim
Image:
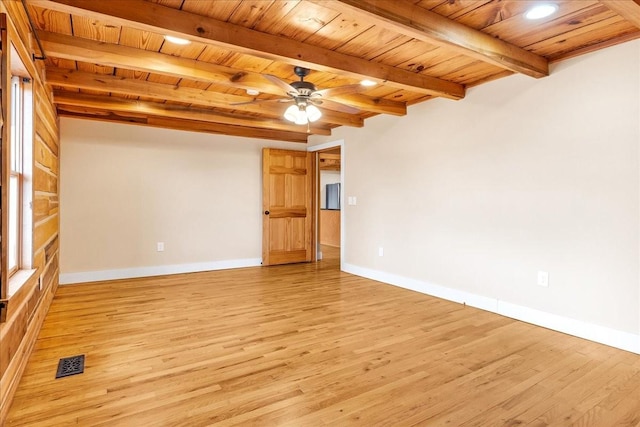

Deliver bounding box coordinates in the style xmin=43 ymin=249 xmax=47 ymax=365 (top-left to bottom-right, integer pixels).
xmin=59 ymin=258 xmax=262 ymax=285
xmin=343 ymin=263 xmax=640 ymax=355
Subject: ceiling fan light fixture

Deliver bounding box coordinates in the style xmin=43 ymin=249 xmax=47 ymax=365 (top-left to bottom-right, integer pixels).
xmin=284 ymin=104 xmax=308 ymax=125
xmin=360 ymin=79 xmax=377 ymax=87
xmin=293 ymin=112 xmax=309 ymax=125
xmin=306 ymin=104 xmax=322 ymax=122
xmin=164 ymin=35 xmax=191 ymax=45
xmin=284 ymin=102 xmax=322 ymax=125
xmin=524 ymin=4 xmax=558 ymax=20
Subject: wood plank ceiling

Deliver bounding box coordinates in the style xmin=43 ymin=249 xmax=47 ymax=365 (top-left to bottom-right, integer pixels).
xmin=24 ymin=0 xmax=640 ymax=143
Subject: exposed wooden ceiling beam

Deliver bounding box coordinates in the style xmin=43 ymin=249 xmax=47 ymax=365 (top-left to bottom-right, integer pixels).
xmin=599 ymin=0 xmax=640 ymax=29
xmin=53 ymin=91 xmax=333 ymax=136
xmin=45 ymin=68 xmax=366 ymax=127
xmin=38 ymin=31 xmax=275 ymax=90
xmin=30 ymin=0 xmax=465 ymax=99
xmin=38 ymin=32 xmax=400 ymax=118
xmin=311 ymin=0 xmax=549 ymax=79
xmin=57 ymin=109 xmax=309 ymax=143
xmin=330 ymin=94 xmax=406 ymax=116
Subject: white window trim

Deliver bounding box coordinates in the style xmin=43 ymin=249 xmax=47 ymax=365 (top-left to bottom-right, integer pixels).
xmin=7 ymin=62 xmax=34 ymax=294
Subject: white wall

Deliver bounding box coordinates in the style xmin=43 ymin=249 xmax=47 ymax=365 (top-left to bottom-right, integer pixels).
xmin=311 ymin=40 xmax=640 ymax=350
xmin=58 ymin=41 xmax=640 ymax=352
xmin=59 ymin=119 xmax=298 ymax=282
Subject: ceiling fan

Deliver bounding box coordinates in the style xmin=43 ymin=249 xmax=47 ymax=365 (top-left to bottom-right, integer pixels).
xmin=236 ymin=66 xmax=369 ymax=125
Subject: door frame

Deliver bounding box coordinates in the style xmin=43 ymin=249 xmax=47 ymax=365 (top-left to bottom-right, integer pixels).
xmin=308 ymin=139 xmax=345 ymax=270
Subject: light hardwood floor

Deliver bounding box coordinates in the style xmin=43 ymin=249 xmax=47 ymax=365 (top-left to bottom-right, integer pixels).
xmin=6 ymin=247 xmax=640 ymax=426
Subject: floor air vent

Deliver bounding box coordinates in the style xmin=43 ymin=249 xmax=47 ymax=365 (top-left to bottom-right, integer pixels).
xmin=55 ymin=355 xmax=85 ymax=378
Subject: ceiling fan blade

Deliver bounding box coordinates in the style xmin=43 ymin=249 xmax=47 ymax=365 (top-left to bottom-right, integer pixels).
xmin=231 ymin=97 xmax=293 ymax=106
xmin=313 ymin=83 xmax=366 ymax=98
xmin=264 ymin=74 xmax=300 ymax=96
xmin=312 ymin=98 xmax=361 ymax=114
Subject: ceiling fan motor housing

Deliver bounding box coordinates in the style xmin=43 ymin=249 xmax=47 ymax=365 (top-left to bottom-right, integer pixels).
xmin=293 ymin=66 xmax=310 ymax=78
xmin=291 ymin=80 xmax=317 ymax=96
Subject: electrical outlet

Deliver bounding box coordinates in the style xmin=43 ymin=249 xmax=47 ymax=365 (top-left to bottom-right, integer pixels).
xmin=378 ymin=247 xmax=384 ymax=257
xmin=537 ymin=271 xmax=549 ymax=287
xmin=157 ymin=242 xmax=165 ymax=252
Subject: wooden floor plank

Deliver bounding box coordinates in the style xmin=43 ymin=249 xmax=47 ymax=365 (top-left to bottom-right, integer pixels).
xmin=5 ymin=246 xmax=640 ymax=426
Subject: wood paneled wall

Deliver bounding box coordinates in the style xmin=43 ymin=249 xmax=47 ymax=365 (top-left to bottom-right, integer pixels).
xmin=320 ymin=209 xmax=340 ymax=248
xmin=0 ymin=2 xmax=60 ymax=423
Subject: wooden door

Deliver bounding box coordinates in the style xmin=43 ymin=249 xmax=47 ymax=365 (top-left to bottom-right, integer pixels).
xmin=262 ymin=148 xmax=313 ymax=266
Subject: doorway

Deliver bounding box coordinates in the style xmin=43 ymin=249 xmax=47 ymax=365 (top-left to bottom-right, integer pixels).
xmin=311 ymin=140 xmax=344 ymax=268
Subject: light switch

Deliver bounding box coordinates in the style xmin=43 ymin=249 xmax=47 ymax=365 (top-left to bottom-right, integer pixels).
xmin=537 ymin=271 xmax=549 ymax=287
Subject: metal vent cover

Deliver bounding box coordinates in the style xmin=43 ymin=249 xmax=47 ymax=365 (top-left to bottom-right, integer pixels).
xmin=55 ymin=355 xmax=85 ymax=378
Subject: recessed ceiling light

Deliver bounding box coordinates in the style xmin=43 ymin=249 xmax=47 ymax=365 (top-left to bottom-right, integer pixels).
xmin=360 ymin=79 xmax=377 ymax=87
xmin=524 ymin=4 xmax=558 ymax=20
xmin=246 ymin=89 xmax=260 ymax=96
xmin=164 ymin=35 xmax=191 ymax=45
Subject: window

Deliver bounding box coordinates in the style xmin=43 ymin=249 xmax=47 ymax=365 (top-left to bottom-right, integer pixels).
xmin=9 ymin=76 xmax=23 ymax=275
xmin=7 ymin=47 xmax=33 ymax=289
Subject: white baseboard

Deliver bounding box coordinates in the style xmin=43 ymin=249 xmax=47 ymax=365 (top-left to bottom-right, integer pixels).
xmin=343 ymin=263 xmax=640 ymax=355
xmin=59 ymin=258 xmax=262 ymax=285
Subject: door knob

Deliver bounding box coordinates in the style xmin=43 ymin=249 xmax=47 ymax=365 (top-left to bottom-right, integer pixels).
xmin=264 ymin=210 xmax=270 ymax=215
